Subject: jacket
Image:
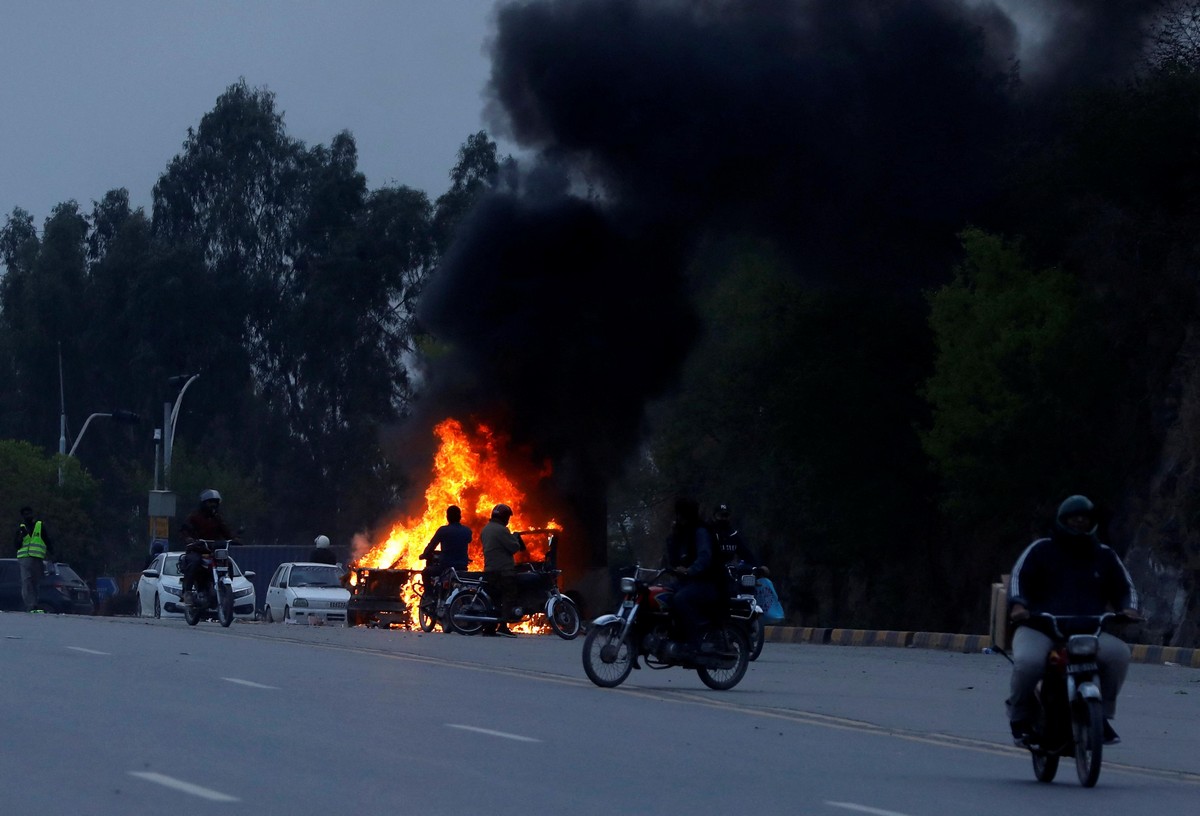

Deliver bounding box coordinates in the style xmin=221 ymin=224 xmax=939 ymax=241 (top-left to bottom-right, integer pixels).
xmin=1008 ymin=532 xmax=1137 ymax=617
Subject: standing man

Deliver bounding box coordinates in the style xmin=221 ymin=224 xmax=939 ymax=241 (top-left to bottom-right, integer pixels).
xmin=15 ymin=505 xmax=53 ymax=613
xmin=481 ymin=503 xmax=523 ymax=638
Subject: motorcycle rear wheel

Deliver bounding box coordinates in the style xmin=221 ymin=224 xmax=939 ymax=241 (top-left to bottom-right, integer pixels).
xmin=697 ymin=623 xmax=750 ymax=690
xmin=547 ymin=597 xmax=581 ymax=640
xmin=218 ymin=586 xmax=234 ymax=627
xmin=582 ymin=621 xmax=634 ymax=688
xmin=447 ymin=588 xmax=490 ymax=636
xmin=1074 ymin=699 xmax=1104 ymax=787
xmin=184 ymin=597 xmax=201 ymax=626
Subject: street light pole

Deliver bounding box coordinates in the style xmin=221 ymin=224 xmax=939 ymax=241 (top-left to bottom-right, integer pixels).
xmin=163 ymin=374 xmax=199 ymax=490
xmin=67 ymin=411 xmax=140 ymax=457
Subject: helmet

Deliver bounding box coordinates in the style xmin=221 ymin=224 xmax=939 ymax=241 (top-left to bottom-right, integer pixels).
xmin=491 ymin=503 xmax=513 ymax=521
xmin=1055 ymin=494 xmax=1097 ymax=537
xmin=199 ymin=489 xmax=222 ymax=504
xmin=314 ymin=535 xmax=330 ymax=549
xmin=714 ymin=503 xmax=731 ymax=521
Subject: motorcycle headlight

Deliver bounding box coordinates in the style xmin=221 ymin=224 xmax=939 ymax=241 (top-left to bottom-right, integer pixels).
xmin=619 ymin=577 xmax=636 ymax=594
xmin=163 ymin=585 xmax=182 ymax=597
xmin=293 ymin=597 xmax=309 ymax=607
xmin=1067 ymin=635 xmax=1099 ymax=658
xmin=234 ymin=586 xmax=253 ymax=599
xmin=739 ymin=573 xmax=757 ymax=588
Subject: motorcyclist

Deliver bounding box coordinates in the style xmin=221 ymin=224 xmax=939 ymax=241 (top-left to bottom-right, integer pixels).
xmin=710 ymin=503 xmax=757 ymax=567
xmin=664 ymin=497 xmax=726 ymax=656
xmin=419 ymin=505 xmax=472 ymax=617
xmin=1006 ymin=495 xmax=1141 ymax=747
xmin=179 ymin=489 xmax=238 ymax=605
xmin=481 ymin=503 xmax=524 ymax=638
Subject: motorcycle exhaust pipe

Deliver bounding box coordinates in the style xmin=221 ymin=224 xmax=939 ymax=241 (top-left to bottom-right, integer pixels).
xmin=451 ymin=614 xmax=501 ymax=623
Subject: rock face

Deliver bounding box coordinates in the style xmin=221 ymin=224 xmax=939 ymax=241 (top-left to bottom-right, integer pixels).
xmin=1123 ymin=545 xmax=1197 ymax=647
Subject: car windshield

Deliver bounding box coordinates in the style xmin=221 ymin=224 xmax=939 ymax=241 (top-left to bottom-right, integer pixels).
xmin=53 ymin=565 xmax=84 ymax=584
xmin=289 ymin=566 xmax=343 ymax=587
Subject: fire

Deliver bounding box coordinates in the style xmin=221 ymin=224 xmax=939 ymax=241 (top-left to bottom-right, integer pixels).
xmin=351 ymin=418 xmax=560 ymax=632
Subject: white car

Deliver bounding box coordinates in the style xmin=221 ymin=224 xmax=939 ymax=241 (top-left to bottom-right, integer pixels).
xmin=136 ymin=550 xmax=256 ymax=620
xmin=263 ymin=562 xmax=350 ymax=625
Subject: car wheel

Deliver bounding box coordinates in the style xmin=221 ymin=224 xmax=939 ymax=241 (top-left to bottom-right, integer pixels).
xmin=283 ymin=604 xmax=290 ymax=623
xmin=264 ymin=604 xmax=274 ymax=623
xmin=134 ymin=593 xmax=142 ymax=617
xmin=153 ymin=593 xmax=161 ymax=619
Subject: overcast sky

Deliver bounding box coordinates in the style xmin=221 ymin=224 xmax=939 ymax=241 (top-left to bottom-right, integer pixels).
xmin=0 ymin=0 xmax=504 ymax=227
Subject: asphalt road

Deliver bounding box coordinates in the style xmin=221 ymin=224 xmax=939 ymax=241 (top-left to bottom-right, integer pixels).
xmin=1 ymin=612 xmax=1197 ymax=816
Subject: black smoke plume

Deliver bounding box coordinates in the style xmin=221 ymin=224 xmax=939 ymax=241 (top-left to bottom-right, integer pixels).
xmin=411 ymin=0 xmax=1162 ymax=541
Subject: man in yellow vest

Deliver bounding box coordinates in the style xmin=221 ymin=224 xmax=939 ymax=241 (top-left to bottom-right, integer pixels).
xmin=14 ymin=505 xmax=53 ymax=612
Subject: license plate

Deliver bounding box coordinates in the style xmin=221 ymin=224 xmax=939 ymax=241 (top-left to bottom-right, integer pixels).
xmin=1068 ymin=662 xmax=1098 ymax=674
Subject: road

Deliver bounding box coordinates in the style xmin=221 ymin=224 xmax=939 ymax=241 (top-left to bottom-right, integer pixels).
xmin=1 ymin=612 xmax=1197 ymax=815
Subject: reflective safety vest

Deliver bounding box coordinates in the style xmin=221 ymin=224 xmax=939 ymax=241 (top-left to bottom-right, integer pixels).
xmin=17 ymin=520 xmax=46 ymax=559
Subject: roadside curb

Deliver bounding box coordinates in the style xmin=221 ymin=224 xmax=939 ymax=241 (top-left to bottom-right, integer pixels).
xmin=762 ymin=626 xmax=1200 ymax=668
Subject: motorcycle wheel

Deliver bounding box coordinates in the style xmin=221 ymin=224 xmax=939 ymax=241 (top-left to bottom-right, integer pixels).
xmin=446 ymin=588 xmax=490 ymax=636
xmin=582 ymin=621 xmax=634 ymax=688
xmin=547 ymin=596 xmax=581 ymax=640
xmin=418 ymin=596 xmax=437 ymax=632
xmin=697 ymin=623 xmax=751 ymax=690
xmin=749 ymin=617 xmax=765 ymax=661
xmin=1073 ymin=699 xmax=1104 ymax=787
xmin=1032 ymin=750 xmax=1059 ymax=783
xmin=218 ymin=586 xmax=234 ymax=628
xmin=184 ymin=597 xmax=201 ymax=626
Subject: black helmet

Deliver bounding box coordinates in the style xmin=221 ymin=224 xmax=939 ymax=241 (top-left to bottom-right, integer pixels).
xmin=1055 ymin=494 xmax=1097 ymax=537
xmin=714 ymin=503 xmax=731 ymax=521
xmin=491 ymin=503 xmax=513 ymax=521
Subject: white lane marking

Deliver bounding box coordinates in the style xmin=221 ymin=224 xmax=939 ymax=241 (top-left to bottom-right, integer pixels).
xmin=221 ymin=677 xmax=279 ymax=689
xmin=826 ymin=803 xmax=912 ymax=816
xmin=67 ymin=646 xmax=109 ymax=655
xmin=129 ymin=771 xmax=240 ymax=802
xmin=446 ymin=723 xmax=541 ymax=742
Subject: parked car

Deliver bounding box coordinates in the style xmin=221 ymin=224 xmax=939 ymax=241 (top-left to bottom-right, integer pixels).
xmin=0 ymin=558 xmax=95 ymax=614
xmin=263 ymin=562 xmax=350 ymax=625
xmin=136 ymin=550 xmax=256 ymax=620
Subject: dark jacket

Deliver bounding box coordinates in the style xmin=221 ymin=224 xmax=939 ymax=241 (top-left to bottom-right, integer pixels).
xmin=181 ymin=508 xmax=234 ymax=544
xmin=665 ymin=523 xmax=723 ymax=584
xmin=420 ymin=522 xmax=472 ymax=571
xmin=711 ymin=521 xmax=756 ymax=567
xmin=308 ymin=547 xmax=337 ymax=565
xmin=481 ymin=521 xmax=523 ymax=574
xmin=1008 ymin=531 xmax=1138 ymax=617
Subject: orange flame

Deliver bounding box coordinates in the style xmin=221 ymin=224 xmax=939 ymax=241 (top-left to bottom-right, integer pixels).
xmin=351 ymin=418 xmax=560 ymax=631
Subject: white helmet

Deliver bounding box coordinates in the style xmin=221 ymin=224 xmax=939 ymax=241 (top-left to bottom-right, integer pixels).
xmin=200 ymin=489 xmax=221 ymax=504
xmin=314 ymin=535 xmax=330 ymax=548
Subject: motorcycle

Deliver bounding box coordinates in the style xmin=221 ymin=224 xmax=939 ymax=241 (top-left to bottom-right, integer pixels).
xmin=728 ymin=563 xmax=766 ymax=660
xmin=415 ymin=558 xmax=467 ymax=633
xmin=1021 ymin=612 xmax=1127 ymax=787
xmin=179 ymin=540 xmax=237 ymax=628
xmin=581 ymin=565 xmax=753 ymax=690
xmin=445 ymin=562 xmax=582 ymax=640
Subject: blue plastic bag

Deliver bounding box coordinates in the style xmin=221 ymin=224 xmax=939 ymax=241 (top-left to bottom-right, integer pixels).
xmin=756 ymin=577 xmax=785 ymax=624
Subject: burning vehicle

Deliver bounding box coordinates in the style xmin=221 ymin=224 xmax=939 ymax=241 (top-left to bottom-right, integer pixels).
xmin=347 ymin=418 xmax=570 ymax=632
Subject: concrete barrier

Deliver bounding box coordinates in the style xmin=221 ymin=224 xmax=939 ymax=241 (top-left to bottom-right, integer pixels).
xmin=762 ymin=625 xmax=1200 ymax=667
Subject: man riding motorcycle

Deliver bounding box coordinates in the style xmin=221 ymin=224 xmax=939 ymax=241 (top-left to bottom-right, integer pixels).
xmin=664 ymin=497 xmax=727 ymax=656
xmin=1007 ymin=494 xmax=1141 ymax=747
xmin=179 ymin=489 xmax=239 ymax=605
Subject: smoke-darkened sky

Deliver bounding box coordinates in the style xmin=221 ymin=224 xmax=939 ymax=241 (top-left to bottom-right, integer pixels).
xmin=413 ymin=0 xmax=1165 ymax=495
